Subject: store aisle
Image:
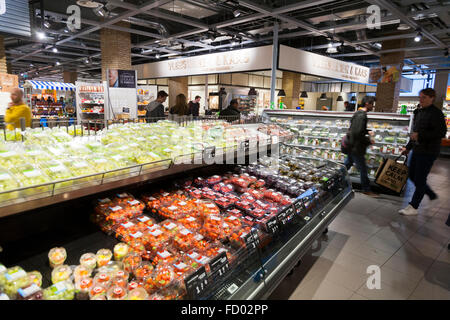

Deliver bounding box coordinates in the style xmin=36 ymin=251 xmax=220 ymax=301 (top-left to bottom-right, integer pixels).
xmin=269 ymin=158 xmax=450 ymax=300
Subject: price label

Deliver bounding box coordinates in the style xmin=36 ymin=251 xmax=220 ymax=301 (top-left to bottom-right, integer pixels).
xmin=277 ymin=209 xmax=288 ymax=226
xmin=208 ymin=251 xmax=230 ymax=276
xmin=294 ymin=199 xmax=305 ymax=214
xmin=184 ymin=266 xmax=209 ymax=299
xmin=241 ymin=231 xmax=260 ymax=251
xmin=265 ymin=216 xmax=279 ymax=234
xmin=128 ymin=200 xmax=140 ymax=206
xmin=137 ymin=216 xmax=150 ymax=223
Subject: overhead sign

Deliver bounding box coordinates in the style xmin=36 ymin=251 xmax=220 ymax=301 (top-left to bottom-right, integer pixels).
xmin=0 ymin=0 xmax=31 ymax=37
xmin=279 ymin=45 xmax=370 ymax=84
xmin=135 ymin=45 xmax=273 ymax=79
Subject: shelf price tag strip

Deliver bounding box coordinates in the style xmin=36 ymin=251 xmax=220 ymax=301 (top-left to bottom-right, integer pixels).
xmin=208 ymin=251 xmax=230 ymax=278
xmin=184 ymin=266 xmax=209 ymax=299
xmin=242 ymin=230 xmax=260 ymax=251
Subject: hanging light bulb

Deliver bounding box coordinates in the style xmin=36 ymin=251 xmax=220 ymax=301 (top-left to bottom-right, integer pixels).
xmin=414 ymin=32 xmax=422 ymax=42
xmin=52 ymin=47 xmax=58 ymax=53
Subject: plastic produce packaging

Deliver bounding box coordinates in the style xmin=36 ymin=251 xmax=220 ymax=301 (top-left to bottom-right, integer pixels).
xmin=114 ymin=243 xmax=130 ymax=261
xmin=89 ymin=284 xmax=107 ymax=300
xmin=127 ymin=287 xmax=148 ymax=300
xmin=48 ymin=247 xmax=67 ymax=269
xmin=79 ymin=253 xmax=97 ymax=270
xmin=107 ymin=285 xmax=128 ymax=300
xmin=123 ymin=253 xmax=142 ymax=273
xmin=96 ymin=249 xmax=112 ymax=267
xmin=51 ymin=265 xmax=72 ymax=284
xmin=0 ymin=266 xmax=30 ymax=298
xmin=17 ymin=283 xmax=43 ymax=300
xmin=43 ymin=280 xmax=75 ymax=300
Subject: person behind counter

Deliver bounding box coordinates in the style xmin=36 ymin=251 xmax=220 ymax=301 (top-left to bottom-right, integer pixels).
xmin=188 ymin=95 xmax=201 ymax=118
xmin=219 ymin=99 xmax=241 ymax=122
xmin=145 ymin=90 xmax=168 ymax=122
xmin=5 ymin=88 xmax=32 ymax=130
xmin=169 ymin=94 xmax=190 ymax=116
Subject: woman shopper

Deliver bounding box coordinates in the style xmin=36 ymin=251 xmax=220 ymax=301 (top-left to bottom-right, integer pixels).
xmin=5 ymin=88 xmax=32 ymax=130
xmin=169 ymin=94 xmax=190 ymax=116
xmin=399 ymin=88 xmax=447 ymax=216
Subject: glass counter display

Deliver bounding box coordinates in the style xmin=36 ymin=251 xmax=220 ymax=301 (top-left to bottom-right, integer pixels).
xmin=262 ymin=109 xmax=412 ymax=183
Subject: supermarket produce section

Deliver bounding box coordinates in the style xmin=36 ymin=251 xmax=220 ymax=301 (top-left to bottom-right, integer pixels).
xmin=0 ymin=119 xmax=353 ymax=300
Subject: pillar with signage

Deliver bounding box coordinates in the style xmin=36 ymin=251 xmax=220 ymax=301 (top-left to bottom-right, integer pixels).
xmin=374 ymin=39 xmax=405 ymax=112
xmin=101 ymin=22 xmax=132 ymax=81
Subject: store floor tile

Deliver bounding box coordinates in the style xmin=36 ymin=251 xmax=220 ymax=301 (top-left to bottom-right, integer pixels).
xmin=268 ymin=158 xmax=450 ymax=300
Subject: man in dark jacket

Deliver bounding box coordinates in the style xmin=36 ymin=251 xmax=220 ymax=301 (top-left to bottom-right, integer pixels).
xmin=345 ymin=96 xmax=378 ymax=197
xmin=219 ymin=99 xmax=240 ymax=122
xmin=145 ymin=90 xmax=168 ymax=122
xmin=399 ymin=88 xmax=447 ymax=216
xmin=188 ymin=96 xmax=201 ymax=118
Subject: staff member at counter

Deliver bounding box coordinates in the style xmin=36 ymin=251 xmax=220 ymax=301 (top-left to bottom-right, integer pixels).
xmin=5 ymin=88 xmax=32 ymax=130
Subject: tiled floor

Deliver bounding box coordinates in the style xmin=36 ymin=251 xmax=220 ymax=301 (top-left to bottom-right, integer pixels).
xmin=269 ymin=158 xmax=450 ymax=300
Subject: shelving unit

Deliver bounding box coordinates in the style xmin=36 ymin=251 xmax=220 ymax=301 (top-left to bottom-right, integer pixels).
xmin=262 ymin=109 xmax=411 ymax=181
xmin=76 ymin=82 xmax=105 ymax=124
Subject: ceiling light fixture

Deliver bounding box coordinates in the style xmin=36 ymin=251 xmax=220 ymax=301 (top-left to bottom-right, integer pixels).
xmin=326 ymin=46 xmax=338 ymax=53
xmin=374 ymin=42 xmax=382 ymax=49
xmin=233 ymin=9 xmax=242 ymax=18
xmin=36 ymin=31 xmax=46 ymax=40
xmin=414 ymin=32 xmax=422 ymax=42
xmin=337 ymin=95 xmax=343 ymax=102
xmin=155 ymin=53 xmax=161 ymax=59
xmin=277 ymin=89 xmax=286 ymax=97
xmin=43 ymin=20 xmax=51 ymax=29
xmin=300 ymin=91 xmax=308 ymax=98
xmin=84 ymin=57 xmax=90 ymax=64
xmin=55 ymin=61 xmax=61 ymax=66
xmin=320 ymin=93 xmax=328 ymax=100
xmin=93 ymin=6 xmax=108 ymax=17
xmin=52 ymin=47 xmax=58 ymax=53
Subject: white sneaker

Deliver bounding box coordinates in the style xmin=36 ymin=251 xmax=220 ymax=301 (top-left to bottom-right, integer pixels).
xmin=399 ymin=205 xmax=418 ymax=216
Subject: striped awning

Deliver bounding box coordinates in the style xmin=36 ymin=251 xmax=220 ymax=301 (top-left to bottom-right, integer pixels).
xmin=26 ymin=81 xmax=76 ymax=91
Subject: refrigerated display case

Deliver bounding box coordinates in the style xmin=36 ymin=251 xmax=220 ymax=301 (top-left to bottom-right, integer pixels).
xmin=262 ymin=109 xmax=412 ymax=183
xmin=0 ymin=120 xmax=352 ymax=300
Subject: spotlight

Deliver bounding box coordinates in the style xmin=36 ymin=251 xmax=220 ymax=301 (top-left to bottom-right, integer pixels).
xmin=52 ymin=47 xmax=58 ymax=53
xmin=84 ymin=57 xmax=90 ymax=64
xmin=93 ymin=6 xmax=108 ymax=17
xmin=63 ymin=27 xmax=70 ymax=33
xmin=328 ymin=41 xmax=333 ymax=48
xmin=414 ymin=69 xmax=419 ymax=75
xmin=56 ymin=61 xmax=61 ymax=66
xmin=36 ymin=31 xmax=46 ymax=40
xmin=233 ymin=10 xmax=242 ymax=18
xmin=414 ymin=32 xmax=422 ymax=42
xmin=43 ymin=20 xmax=51 ymax=29
xmin=155 ymin=53 xmax=161 ymax=59
xmin=374 ymin=42 xmax=382 ymax=49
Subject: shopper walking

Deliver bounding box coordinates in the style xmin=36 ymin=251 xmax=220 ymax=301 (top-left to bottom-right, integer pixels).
xmin=145 ymin=90 xmax=168 ymax=122
xmin=5 ymin=88 xmax=32 ymax=130
xmin=169 ymin=94 xmax=190 ymax=116
xmin=188 ymin=96 xmax=201 ymax=118
xmin=344 ymin=96 xmax=378 ymax=197
xmin=219 ymin=99 xmax=241 ymax=122
xmin=399 ymin=88 xmax=447 ymax=216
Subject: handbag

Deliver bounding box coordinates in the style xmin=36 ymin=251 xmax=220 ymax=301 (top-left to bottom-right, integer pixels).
xmin=375 ymin=155 xmax=409 ymax=194
xmin=341 ymin=132 xmax=352 ymax=154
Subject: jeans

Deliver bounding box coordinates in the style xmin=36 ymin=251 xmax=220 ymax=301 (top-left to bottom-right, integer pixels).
xmin=408 ymin=152 xmax=437 ymax=209
xmin=345 ymin=153 xmax=370 ymax=192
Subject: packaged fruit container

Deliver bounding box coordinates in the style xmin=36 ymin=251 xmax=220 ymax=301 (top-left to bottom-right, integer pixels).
xmin=171 ymin=228 xmax=195 ymax=252
xmin=96 ymin=249 xmax=113 ymax=267
xmin=73 ymin=265 xmax=92 ymax=282
xmin=0 ymin=266 xmax=30 ymax=298
xmin=114 ymin=243 xmax=130 ymax=261
xmin=89 ymin=284 xmax=107 ymax=300
xmin=152 ymin=248 xmax=178 ymax=266
xmin=93 ymin=272 xmax=111 ymax=287
xmin=27 ymin=271 xmax=43 ymax=287
xmin=177 ymin=215 xmax=202 ymax=232
xmin=51 ymin=265 xmax=72 ymax=284
xmin=17 ymin=283 xmax=43 ymax=300
xmin=133 ymin=262 xmax=154 ymax=281
xmin=43 ymin=280 xmax=75 ymax=300
xmin=160 ymin=219 xmax=181 ymax=237
xmin=123 ymin=253 xmax=142 ymax=273
xmin=200 ymin=214 xmax=225 ymax=241
xmin=127 ymin=287 xmax=148 ymax=300
xmin=107 ymin=285 xmax=128 ymax=300
xmin=152 ymin=264 xmax=176 ymax=289
xmin=143 ymin=227 xmax=170 ymax=252
xmin=79 ymin=253 xmax=97 ymax=270
xmin=48 ymin=247 xmax=67 ymax=268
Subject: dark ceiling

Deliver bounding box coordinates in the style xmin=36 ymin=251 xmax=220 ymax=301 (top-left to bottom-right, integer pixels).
xmin=3 ymin=0 xmax=449 ymax=81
